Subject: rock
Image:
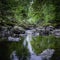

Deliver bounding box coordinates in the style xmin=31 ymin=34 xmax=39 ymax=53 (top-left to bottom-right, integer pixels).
xmin=0 ymin=26 xmax=12 ymax=37
xmin=36 ymin=27 xmax=47 ymax=36
xmin=40 ymin=49 xmax=55 ymax=60
xmin=10 ymin=51 xmax=19 ymax=60
xmin=1 ymin=26 xmax=7 ymax=31
xmin=43 ymin=26 xmax=54 ymax=35
xmin=0 ymin=26 xmax=25 ymax=40
xmin=30 ymin=55 xmax=43 ymax=60
xmin=30 ymin=49 xmax=55 ymax=60
xmin=19 ymin=34 xmax=26 ymax=37
xmin=53 ymin=29 xmax=60 ymax=37
xmin=8 ymin=36 xmax=20 ymax=41
xmin=34 ymin=32 xmax=39 ymax=36
xmin=36 ymin=27 xmax=45 ymax=32
xmin=0 ymin=30 xmax=11 ymax=38
xmin=11 ymin=26 xmax=25 ymax=34
xmin=45 ymin=26 xmax=54 ymax=31
xmin=11 ymin=34 xmax=20 ymax=37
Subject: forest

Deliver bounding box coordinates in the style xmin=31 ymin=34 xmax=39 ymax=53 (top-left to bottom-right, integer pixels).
xmin=0 ymin=0 xmax=60 ymax=27
xmin=0 ymin=0 xmax=60 ymax=60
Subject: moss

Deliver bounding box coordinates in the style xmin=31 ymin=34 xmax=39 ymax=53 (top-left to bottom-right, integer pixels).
xmin=51 ymin=37 xmax=60 ymax=60
xmin=31 ymin=35 xmax=60 ymax=55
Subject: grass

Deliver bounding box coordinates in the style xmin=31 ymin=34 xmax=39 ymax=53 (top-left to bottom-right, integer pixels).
xmin=31 ymin=35 xmax=60 ymax=55
xmin=0 ymin=37 xmax=30 ymax=60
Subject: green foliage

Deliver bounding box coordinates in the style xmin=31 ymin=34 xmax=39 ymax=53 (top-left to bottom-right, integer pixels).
xmin=7 ymin=37 xmax=30 ymax=60
xmin=31 ymin=36 xmax=60 ymax=55
xmin=0 ymin=0 xmax=60 ymax=26
xmin=8 ymin=42 xmax=29 ymax=60
xmin=0 ymin=37 xmax=29 ymax=60
xmin=28 ymin=0 xmax=60 ymax=26
xmin=43 ymin=4 xmax=55 ymax=22
xmin=31 ymin=0 xmax=56 ymax=25
xmin=0 ymin=0 xmax=29 ymax=26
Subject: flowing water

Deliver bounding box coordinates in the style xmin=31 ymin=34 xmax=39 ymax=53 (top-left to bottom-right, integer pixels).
xmin=23 ymin=30 xmax=42 ymax=60
xmin=23 ymin=30 xmax=34 ymax=54
xmin=23 ymin=30 xmax=55 ymax=60
xmin=10 ymin=30 xmax=55 ymax=60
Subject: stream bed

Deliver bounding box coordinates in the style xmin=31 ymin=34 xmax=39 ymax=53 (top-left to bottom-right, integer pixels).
xmin=0 ymin=29 xmax=60 ymax=60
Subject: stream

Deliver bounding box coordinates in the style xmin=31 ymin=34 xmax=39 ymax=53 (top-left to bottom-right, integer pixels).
xmin=10 ymin=30 xmax=55 ymax=60
xmin=23 ymin=30 xmax=34 ymax=54
xmin=23 ymin=30 xmax=43 ymax=60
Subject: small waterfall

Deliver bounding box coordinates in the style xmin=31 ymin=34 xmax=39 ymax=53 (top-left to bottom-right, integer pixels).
xmin=23 ymin=30 xmax=55 ymax=60
xmin=10 ymin=29 xmax=55 ymax=60
xmin=23 ymin=30 xmax=34 ymax=54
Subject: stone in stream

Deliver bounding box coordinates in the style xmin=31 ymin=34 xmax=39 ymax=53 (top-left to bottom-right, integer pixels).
xmin=8 ymin=36 xmax=20 ymax=41
xmin=10 ymin=51 xmax=19 ymax=60
xmin=36 ymin=26 xmax=54 ymax=36
xmin=45 ymin=26 xmax=54 ymax=31
xmin=40 ymin=49 xmax=55 ymax=60
xmin=0 ymin=26 xmax=12 ymax=38
xmin=11 ymin=26 xmax=25 ymax=34
xmin=52 ymin=29 xmax=60 ymax=37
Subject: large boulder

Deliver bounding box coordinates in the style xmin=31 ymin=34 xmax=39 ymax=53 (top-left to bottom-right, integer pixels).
xmin=11 ymin=26 xmax=25 ymax=34
xmin=40 ymin=49 xmax=55 ymax=60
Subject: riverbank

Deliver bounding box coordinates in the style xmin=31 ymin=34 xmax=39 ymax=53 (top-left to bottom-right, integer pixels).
xmin=0 ymin=25 xmax=60 ymax=60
